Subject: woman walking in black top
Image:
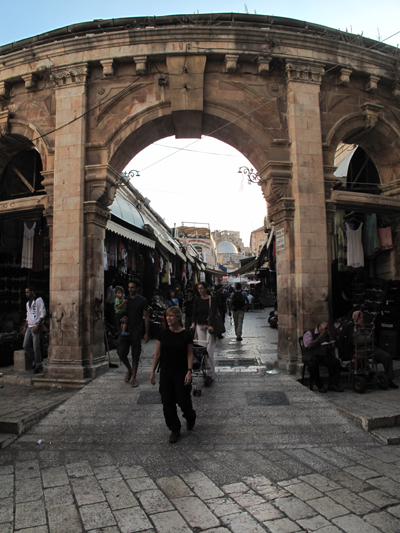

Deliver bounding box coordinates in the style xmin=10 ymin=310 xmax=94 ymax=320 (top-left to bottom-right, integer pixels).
xmin=150 ymin=306 xmax=196 ymax=443
xmin=190 ymin=281 xmax=217 ymax=383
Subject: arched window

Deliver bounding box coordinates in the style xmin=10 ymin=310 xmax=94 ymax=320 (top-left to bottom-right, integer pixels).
xmin=346 ymin=147 xmax=380 ymax=193
xmin=0 ymin=148 xmax=44 ymax=201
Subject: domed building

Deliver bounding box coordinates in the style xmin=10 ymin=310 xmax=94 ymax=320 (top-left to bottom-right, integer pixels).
xmin=217 ymin=241 xmax=238 ymax=255
xmin=217 ymin=241 xmax=245 ymax=272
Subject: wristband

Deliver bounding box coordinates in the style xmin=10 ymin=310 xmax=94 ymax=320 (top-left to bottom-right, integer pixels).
xmin=188 ymin=369 xmax=193 ymax=372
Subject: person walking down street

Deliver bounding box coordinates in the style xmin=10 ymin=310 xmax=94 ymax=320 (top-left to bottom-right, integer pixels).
xmin=215 ymin=284 xmax=227 ymax=339
xmin=303 ymin=321 xmax=343 ymax=393
xmin=183 ymin=289 xmax=195 ymax=331
xmin=165 ymin=290 xmax=179 ymax=309
xmin=114 ymin=285 xmax=129 ymax=335
xmin=229 ymin=283 xmax=248 ymax=341
xmin=191 ymin=281 xmax=217 ymax=383
xmin=23 ymin=286 xmax=46 ymax=374
xmin=117 ymin=278 xmax=150 ymax=387
xmin=150 ymin=306 xmax=196 ymax=444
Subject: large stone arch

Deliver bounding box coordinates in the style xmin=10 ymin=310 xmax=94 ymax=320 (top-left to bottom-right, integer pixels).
xmin=1 ymin=13 xmax=399 ymax=382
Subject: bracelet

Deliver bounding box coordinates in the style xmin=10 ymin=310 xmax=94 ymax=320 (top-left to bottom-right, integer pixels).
xmin=188 ymin=369 xmax=193 ymax=372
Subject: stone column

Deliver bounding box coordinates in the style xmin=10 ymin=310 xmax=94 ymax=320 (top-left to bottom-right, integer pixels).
xmin=45 ymin=63 xmax=106 ymax=382
xmin=272 ymin=61 xmax=329 ymax=372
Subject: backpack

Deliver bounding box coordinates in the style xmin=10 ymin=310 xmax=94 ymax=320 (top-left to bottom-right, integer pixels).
xmin=232 ymin=291 xmax=245 ymax=311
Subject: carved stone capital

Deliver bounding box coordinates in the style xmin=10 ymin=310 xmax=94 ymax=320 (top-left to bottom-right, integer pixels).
xmin=40 ymin=170 xmax=54 ymax=200
xmin=100 ymin=59 xmax=114 ymax=77
xmin=268 ymin=197 xmax=295 ymax=225
xmin=285 ymin=61 xmax=325 ymax=84
xmin=0 ymin=109 xmax=11 ymax=136
xmin=225 ymin=54 xmax=239 ymax=73
xmin=365 ymin=75 xmax=380 ymax=93
xmin=22 ymin=73 xmax=36 ymax=91
xmin=258 ymin=161 xmax=293 ymax=203
xmin=392 ymin=83 xmax=400 ymax=99
xmin=43 ymin=205 xmax=54 ymax=227
xmin=85 ymin=164 xmax=121 ymax=207
xmin=338 ymin=67 xmax=352 ymax=86
xmin=83 ymin=201 xmax=111 ymax=228
xmin=324 ymin=165 xmax=339 ymax=199
xmin=0 ymin=81 xmax=10 ymax=100
xmin=361 ymin=102 xmax=383 ymax=131
xmin=257 ymin=56 xmax=270 ymax=76
xmin=133 ymin=56 xmax=147 ymax=75
xmin=50 ymin=63 xmax=89 ymax=86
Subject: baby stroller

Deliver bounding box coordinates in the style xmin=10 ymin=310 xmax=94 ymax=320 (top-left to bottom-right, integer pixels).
xmin=192 ymin=340 xmax=212 ymax=396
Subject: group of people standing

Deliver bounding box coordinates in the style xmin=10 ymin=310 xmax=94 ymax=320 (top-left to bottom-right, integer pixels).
xmin=114 ymin=278 xmax=252 ymax=443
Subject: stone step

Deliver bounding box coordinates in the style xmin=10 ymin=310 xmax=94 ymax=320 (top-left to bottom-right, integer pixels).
xmin=0 ymin=432 xmax=18 ymax=449
xmin=370 ymin=426 xmax=400 ymax=445
xmin=0 ymin=398 xmax=69 ymax=448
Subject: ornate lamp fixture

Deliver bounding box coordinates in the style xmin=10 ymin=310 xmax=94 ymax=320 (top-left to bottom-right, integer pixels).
xmin=238 ymin=166 xmax=260 ymax=184
xmin=116 ymin=169 xmax=140 ymax=187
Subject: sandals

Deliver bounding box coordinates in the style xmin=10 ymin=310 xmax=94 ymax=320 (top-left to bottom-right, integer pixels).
xmin=131 ymin=378 xmax=138 ymax=388
xmin=124 ymin=371 xmax=133 ymax=383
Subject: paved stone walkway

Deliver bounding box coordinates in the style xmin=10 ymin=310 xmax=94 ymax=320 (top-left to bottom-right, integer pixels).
xmin=1 ymin=309 xmax=400 ymax=532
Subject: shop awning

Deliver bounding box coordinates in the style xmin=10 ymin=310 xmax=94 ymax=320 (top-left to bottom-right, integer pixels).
xmin=110 ymin=195 xmax=145 ymax=228
xmin=107 ymin=220 xmax=155 ymax=248
xmin=228 ymin=257 xmax=258 ymax=276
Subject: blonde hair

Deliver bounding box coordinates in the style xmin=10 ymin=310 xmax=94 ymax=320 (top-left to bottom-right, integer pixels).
xmin=166 ymin=305 xmax=183 ymax=319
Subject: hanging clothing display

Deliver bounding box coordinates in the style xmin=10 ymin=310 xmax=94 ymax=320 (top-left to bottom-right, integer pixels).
xmin=346 ymin=222 xmax=364 ymax=268
xmin=21 ymin=222 xmax=36 ymax=269
xmin=364 ymin=214 xmax=380 ymax=258
xmin=378 ymin=227 xmax=394 ymax=251
xmin=32 ymin=227 xmax=45 ymax=272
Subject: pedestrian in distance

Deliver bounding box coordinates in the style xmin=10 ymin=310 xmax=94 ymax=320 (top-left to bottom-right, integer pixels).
xmin=117 ymin=278 xmax=150 ymax=387
xmin=22 ymin=286 xmax=46 ymax=373
xmin=229 ymin=282 xmax=248 ymax=341
xmin=114 ymin=285 xmax=129 ymax=335
xmin=165 ymin=290 xmax=179 ymax=309
xmin=215 ymin=284 xmax=227 ymax=339
xmin=190 ymin=281 xmax=217 ymax=383
xmin=150 ymin=306 xmax=196 ymax=444
xmin=183 ymin=288 xmax=195 ymax=331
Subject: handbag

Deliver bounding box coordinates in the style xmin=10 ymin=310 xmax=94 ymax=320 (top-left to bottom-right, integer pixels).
xmin=207 ymin=297 xmax=226 ymax=336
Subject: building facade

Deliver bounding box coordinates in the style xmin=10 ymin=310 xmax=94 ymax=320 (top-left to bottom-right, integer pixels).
xmin=1 ymin=13 xmax=400 ymax=379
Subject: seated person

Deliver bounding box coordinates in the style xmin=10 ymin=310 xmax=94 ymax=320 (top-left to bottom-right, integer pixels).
xmin=338 ymin=310 xmax=398 ymax=389
xmin=303 ymin=320 xmax=343 ymax=393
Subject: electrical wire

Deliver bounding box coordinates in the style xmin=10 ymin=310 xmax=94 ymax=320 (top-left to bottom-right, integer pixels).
xmin=138 ymin=27 xmax=400 ymax=173
xmin=2 ymin=25 xmax=399 ymax=170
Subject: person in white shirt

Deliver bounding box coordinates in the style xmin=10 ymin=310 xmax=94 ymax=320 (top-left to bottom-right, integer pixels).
xmin=22 ymin=286 xmax=46 ymax=373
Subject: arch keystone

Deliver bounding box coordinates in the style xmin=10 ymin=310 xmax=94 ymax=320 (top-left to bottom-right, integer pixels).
xmin=166 ymin=55 xmax=206 ymax=138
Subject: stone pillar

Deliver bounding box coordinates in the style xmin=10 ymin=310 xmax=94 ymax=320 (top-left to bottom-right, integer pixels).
xmin=45 ymin=63 xmax=108 ymax=382
xmin=83 ymin=201 xmax=110 ymax=378
xmin=273 ymin=61 xmax=329 ymax=372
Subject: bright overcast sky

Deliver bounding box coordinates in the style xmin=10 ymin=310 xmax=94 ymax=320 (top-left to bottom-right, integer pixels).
xmin=2 ymin=1 xmax=399 ymax=246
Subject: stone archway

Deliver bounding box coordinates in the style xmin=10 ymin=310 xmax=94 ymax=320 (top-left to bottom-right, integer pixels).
xmin=1 ymin=13 xmax=399 ymax=382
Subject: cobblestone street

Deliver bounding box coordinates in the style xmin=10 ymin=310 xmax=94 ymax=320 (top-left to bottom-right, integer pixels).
xmin=1 ymin=308 xmax=400 ymax=532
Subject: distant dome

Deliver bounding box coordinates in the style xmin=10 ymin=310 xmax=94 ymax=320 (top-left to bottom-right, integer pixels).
xmin=217 ymin=241 xmax=238 ymax=254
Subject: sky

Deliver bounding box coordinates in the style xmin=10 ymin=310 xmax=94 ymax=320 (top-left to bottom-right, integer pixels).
xmin=1 ymin=1 xmax=399 ymax=246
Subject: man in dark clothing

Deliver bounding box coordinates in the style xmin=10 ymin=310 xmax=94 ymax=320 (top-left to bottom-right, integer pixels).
xmin=183 ymin=289 xmax=195 ymax=331
xmin=229 ymin=283 xmax=248 ymax=341
xmin=303 ymin=320 xmax=343 ymax=393
xmin=117 ymin=278 xmax=150 ymax=387
xmin=215 ymin=284 xmax=227 ymax=339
